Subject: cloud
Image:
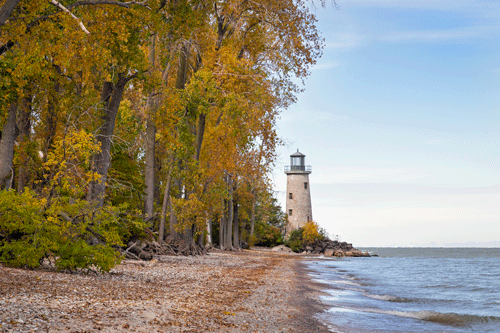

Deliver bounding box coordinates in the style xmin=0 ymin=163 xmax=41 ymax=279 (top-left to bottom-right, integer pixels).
xmin=325 ymin=205 xmax=499 ymax=227
xmin=379 ymin=25 xmax=500 ymax=43
xmin=314 ymin=166 xmax=429 ymax=184
xmin=316 ymin=195 xmax=500 ymax=246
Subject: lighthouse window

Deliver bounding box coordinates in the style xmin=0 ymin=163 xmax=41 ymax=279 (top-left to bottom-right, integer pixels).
xmin=304 ymin=182 xmax=308 ymax=189
xmin=289 ymin=193 xmax=293 ymax=199
xmin=288 ymin=209 xmax=293 ymax=216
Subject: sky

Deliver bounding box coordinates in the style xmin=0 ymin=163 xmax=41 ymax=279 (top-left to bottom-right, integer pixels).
xmin=272 ymin=0 xmax=500 ymax=247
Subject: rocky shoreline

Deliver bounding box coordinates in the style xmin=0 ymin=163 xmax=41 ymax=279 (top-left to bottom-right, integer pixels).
xmin=273 ymin=239 xmax=371 ymax=257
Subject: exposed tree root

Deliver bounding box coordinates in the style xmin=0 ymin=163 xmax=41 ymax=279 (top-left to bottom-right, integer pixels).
xmin=121 ymin=235 xmax=207 ymax=260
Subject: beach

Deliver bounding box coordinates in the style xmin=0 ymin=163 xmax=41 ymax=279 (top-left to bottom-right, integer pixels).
xmin=0 ymin=249 xmax=330 ymax=332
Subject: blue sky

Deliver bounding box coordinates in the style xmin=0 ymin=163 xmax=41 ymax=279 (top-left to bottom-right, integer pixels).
xmin=272 ymin=0 xmax=500 ymax=247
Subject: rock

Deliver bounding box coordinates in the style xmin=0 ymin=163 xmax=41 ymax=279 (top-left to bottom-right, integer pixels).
xmin=305 ymin=246 xmax=313 ymax=251
xmin=324 ymin=249 xmax=334 ymax=257
xmin=334 ymin=250 xmax=345 ymax=257
xmin=345 ymin=250 xmax=365 ymax=257
xmin=271 ymin=245 xmax=292 ymax=252
xmin=342 ymin=242 xmax=352 ymax=250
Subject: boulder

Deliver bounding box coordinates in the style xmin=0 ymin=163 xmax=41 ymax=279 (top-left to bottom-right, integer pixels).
xmin=272 ymin=245 xmax=292 ymax=252
xmin=334 ymin=250 xmax=345 ymax=257
xmin=345 ymin=249 xmax=366 ymax=257
xmin=324 ymin=249 xmax=334 ymax=257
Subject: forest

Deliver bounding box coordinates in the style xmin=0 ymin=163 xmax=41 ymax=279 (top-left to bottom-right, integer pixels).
xmin=0 ymin=0 xmax=324 ymax=271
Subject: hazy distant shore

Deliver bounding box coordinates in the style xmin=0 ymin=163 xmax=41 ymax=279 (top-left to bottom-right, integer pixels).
xmin=0 ymin=249 xmax=330 ymax=332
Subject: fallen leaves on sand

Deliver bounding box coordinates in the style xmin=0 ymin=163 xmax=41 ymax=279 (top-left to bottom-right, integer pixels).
xmin=0 ymin=251 xmax=305 ymax=332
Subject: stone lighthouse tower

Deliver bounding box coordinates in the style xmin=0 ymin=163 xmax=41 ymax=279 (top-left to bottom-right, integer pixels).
xmin=285 ymin=150 xmax=313 ymax=235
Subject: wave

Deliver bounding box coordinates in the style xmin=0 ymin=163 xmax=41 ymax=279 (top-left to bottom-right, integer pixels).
xmin=367 ymin=308 xmax=500 ymax=327
xmin=364 ymin=293 xmax=412 ymax=303
xmin=330 ymin=279 xmax=364 ymax=287
xmin=420 ymin=311 xmax=500 ymax=327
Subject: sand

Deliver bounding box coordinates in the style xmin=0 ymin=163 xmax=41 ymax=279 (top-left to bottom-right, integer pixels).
xmin=0 ymin=248 xmax=331 ymax=332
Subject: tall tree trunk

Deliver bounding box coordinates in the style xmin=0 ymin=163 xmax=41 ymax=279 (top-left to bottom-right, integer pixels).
xmin=16 ymin=96 xmax=31 ymax=193
xmin=183 ymin=223 xmax=193 ymax=243
xmin=168 ymin=200 xmax=178 ymax=239
xmin=225 ymin=180 xmax=234 ymax=250
xmin=0 ymin=0 xmax=21 ymax=29
xmin=206 ymin=216 xmax=212 ymax=245
xmin=0 ymin=102 xmax=17 ymax=189
xmin=197 ymin=229 xmax=203 ymax=247
xmin=168 ymin=41 xmax=190 ymax=239
xmin=250 ymin=195 xmax=256 ymax=237
xmin=219 ymin=209 xmax=225 ymax=249
xmin=232 ymin=200 xmax=239 ymax=249
xmin=176 ymin=42 xmax=189 ymax=90
xmin=144 ymin=34 xmax=156 ymax=221
xmin=144 ymin=117 xmax=156 ymax=219
xmin=87 ymin=74 xmax=130 ymax=206
xmin=195 ymin=112 xmax=206 ymax=161
xmin=168 ymin=176 xmax=181 ymax=239
xmin=158 ymin=169 xmax=173 ymax=243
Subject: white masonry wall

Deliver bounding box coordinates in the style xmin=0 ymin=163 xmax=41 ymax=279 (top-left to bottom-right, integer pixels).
xmin=285 ymin=173 xmax=313 ymax=235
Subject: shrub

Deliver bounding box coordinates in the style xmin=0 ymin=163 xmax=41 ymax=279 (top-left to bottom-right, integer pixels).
xmin=285 ymin=222 xmax=327 ymax=252
xmin=0 ymin=189 xmax=143 ymax=272
xmin=286 ymin=228 xmax=304 ymax=252
xmin=302 ymin=221 xmax=325 ymax=244
xmin=254 ymin=225 xmax=284 ymax=247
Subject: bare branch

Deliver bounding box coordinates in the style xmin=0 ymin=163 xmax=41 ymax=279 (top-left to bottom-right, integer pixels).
xmin=67 ymin=0 xmax=148 ymax=9
xmin=49 ymin=0 xmax=90 ymax=34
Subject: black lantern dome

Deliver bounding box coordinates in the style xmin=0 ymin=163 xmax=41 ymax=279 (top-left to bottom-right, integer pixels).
xmin=285 ymin=149 xmax=311 ymax=173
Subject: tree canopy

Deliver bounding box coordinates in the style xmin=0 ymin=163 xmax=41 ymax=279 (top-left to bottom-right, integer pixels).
xmin=0 ymin=0 xmax=324 ymax=271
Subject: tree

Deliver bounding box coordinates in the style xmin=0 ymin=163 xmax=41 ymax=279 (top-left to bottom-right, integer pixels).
xmin=0 ymin=0 xmax=325 ymax=264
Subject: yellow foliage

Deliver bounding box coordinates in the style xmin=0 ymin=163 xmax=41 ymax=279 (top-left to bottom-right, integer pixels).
xmin=44 ymin=129 xmax=101 ymax=198
xmin=302 ymin=221 xmax=322 ymax=243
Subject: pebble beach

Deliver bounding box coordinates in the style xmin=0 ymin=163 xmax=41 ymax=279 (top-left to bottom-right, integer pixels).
xmin=0 ymin=249 xmax=330 ymax=332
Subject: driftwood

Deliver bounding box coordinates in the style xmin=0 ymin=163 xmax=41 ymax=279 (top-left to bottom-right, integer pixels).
xmin=120 ymin=235 xmax=207 ymax=260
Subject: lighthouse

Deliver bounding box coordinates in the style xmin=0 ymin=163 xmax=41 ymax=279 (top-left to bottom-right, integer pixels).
xmin=285 ymin=150 xmax=313 ymax=236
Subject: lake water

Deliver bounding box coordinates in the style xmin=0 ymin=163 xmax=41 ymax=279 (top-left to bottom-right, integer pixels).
xmin=306 ymin=248 xmax=500 ymax=333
